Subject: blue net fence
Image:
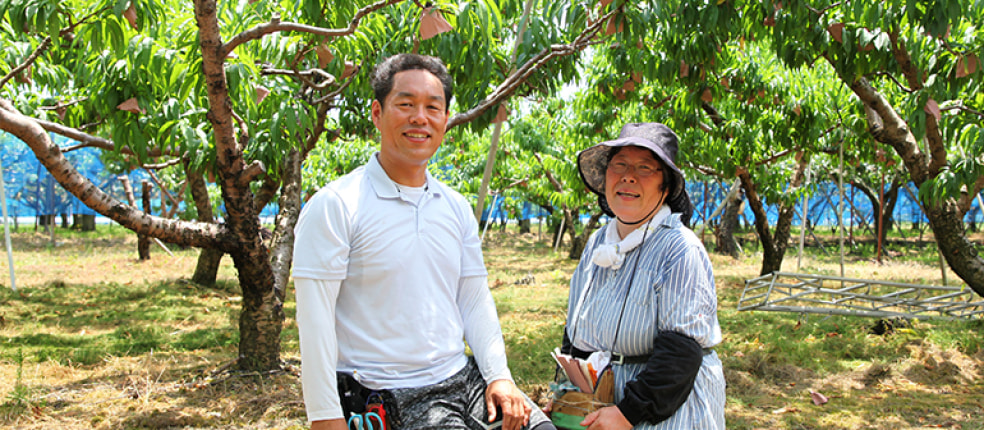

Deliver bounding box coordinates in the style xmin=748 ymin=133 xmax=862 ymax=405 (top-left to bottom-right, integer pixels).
xmin=1 ymin=132 xmax=151 ymax=223
xmin=4 ymin=131 xmax=983 ymax=229
xmin=684 ymin=180 xmax=984 ymax=228
xmin=480 ymin=180 xmax=983 ymax=228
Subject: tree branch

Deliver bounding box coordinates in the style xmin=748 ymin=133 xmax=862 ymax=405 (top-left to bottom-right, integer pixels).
xmin=756 ymin=148 xmax=799 ymax=166
xmin=447 ymin=9 xmax=614 ymax=129
xmin=847 ymin=77 xmax=929 ymax=184
xmin=1 ymin=6 xmax=109 ymax=90
xmin=312 ymin=72 xmax=357 ymax=104
xmin=33 ymin=116 xmax=177 ymax=157
xmin=804 ymin=1 xmax=843 ymax=16
xmin=0 ymin=98 xmax=228 ymax=249
xmin=680 ymin=161 xmax=723 ymax=178
xmin=262 ymin=67 xmax=338 ymax=91
xmin=38 ymin=97 xmax=88 ymax=111
xmin=532 ymin=153 xmax=564 ymax=193
xmin=924 ymin=104 xmax=947 ymax=177
xmin=869 ymin=71 xmax=914 ymax=93
xmin=146 ymin=169 xmax=185 ymax=218
xmin=143 ymin=158 xmax=184 ymax=170
xmin=222 ymin=0 xmax=405 ymax=56
xmin=942 ymin=103 xmax=984 ymax=120
xmin=239 ymin=160 xmax=267 ymax=188
xmin=0 ymin=37 xmax=52 ymax=90
xmin=885 ymin=32 xmax=946 ymax=176
xmin=887 ymin=30 xmax=923 ymax=91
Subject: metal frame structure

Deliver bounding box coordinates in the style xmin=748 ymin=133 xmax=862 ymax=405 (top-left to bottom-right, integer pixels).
xmin=738 ymin=272 xmax=984 ymax=319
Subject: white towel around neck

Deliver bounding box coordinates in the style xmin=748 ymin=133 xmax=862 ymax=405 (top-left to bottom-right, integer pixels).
xmin=591 ymin=206 xmax=671 ymax=270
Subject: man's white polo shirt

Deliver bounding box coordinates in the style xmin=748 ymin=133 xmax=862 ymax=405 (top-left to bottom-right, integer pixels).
xmin=293 ymin=153 xmax=488 ymax=389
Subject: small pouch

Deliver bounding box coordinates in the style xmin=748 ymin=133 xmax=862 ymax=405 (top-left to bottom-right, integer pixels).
xmin=337 ymin=372 xmax=370 ymax=416
xmin=337 ymin=373 xmax=396 ymax=429
xmin=551 ymin=366 xmax=615 ymax=429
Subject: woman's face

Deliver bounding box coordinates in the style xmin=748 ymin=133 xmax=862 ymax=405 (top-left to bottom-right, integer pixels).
xmin=604 ymin=146 xmax=666 ymax=224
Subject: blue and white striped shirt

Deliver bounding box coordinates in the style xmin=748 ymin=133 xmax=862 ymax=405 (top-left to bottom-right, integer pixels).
xmin=566 ymin=213 xmax=726 ymax=429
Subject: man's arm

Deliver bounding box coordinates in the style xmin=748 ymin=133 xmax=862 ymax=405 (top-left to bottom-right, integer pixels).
xmin=456 ymin=276 xmax=511 ymax=382
xmin=457 ymin=276 xmax=530 ymax=430
xmin=296 ymin=277 xmax=345 ymax=425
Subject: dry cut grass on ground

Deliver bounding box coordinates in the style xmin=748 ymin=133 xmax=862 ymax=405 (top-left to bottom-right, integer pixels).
xmin=1 ymin=225 xmax=983 ymax=429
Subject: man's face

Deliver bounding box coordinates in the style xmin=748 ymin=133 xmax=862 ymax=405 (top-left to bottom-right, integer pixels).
xmin=371 ymin=69 xmax=448 ymax=170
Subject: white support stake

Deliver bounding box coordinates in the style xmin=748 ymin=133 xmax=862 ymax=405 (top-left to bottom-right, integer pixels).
xmin=0 ymin=160 xmax=16 ymax=291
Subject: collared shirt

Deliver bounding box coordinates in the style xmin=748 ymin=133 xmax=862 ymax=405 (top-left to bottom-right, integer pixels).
xmin=566 ymin=213 xmax=726 ymax=429
xmin=293 ymin=154 xmax=510 ymax=421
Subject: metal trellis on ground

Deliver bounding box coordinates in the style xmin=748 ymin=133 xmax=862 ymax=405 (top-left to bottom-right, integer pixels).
xmin=738 ymin=272 xmax=984 ymax=319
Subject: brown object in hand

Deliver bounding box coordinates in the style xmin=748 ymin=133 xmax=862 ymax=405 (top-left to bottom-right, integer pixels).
xmin=593 ymin=368 xmax=615 ymax=404
xmin=553 ymin=367 xmax=616 ymax=418
xmin=552 ymin=391 xmax=608 ymax=417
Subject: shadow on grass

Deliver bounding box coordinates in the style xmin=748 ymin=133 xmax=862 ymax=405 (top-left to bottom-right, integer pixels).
xmin=1 ymin=279 xmax=243 ymax=366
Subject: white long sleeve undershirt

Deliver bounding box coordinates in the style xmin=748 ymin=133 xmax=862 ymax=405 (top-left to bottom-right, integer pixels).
xmin=295 ymin=275 xmax=512 ymax=422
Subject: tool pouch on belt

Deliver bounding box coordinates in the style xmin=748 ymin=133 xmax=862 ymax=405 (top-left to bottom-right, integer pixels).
xmin=337 ymin=372 xmax=398 ymax=429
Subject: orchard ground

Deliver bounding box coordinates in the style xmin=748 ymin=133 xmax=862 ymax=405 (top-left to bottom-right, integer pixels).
xmin=1 ymin=224 xmax=982 ymax=429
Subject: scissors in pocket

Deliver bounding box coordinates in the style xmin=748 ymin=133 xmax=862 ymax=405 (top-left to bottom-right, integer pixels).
xmin=347 ymin=411 xmax=383 ymax=430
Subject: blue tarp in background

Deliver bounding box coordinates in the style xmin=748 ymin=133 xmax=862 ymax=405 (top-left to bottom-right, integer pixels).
xmin=3 ymin=131 xmax=982 ymax=228
xmin=1 ymin=132 xmax=150 ymax=221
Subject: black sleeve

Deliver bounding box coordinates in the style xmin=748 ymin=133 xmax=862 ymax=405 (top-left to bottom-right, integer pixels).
xmin=615 ymin=331 xmax=704 ymax=426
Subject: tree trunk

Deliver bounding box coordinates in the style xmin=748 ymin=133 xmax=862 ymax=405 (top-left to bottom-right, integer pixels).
xmin=194 ymin=248 xmax=224 ymax=285
xmin=269 ymin=149 xmax=302 ymax=311
xmin=566 ymin=210 xmax=602 ymax=260
xmin=188 ymin=164 xmax=223 ymax=286
xmin=927 ymin=200 xmax=984 ymax=292
xmin=118 ymin=176 xmax=150 ymax=260
xmin=81 ymin=214 xmax=96 ymax=231
xmin=138 ymin=181 xmax=152 ymax=260
xmin=195 ymin=0 xmax=283 ymax=371
xmin=714 ymin=188 xmax=743 ymax=258
xmin=849 ymin=77 xmax=984 ymax=296
xmin=518 ymin=218 xmax=531 ymax=234
xmin=549 ymin=216 xmax=563 ymax=247
xmin=849 ymin=178 xmax=901 ymax=249
xmin=738 ymin=154 xmax=810 ymax=275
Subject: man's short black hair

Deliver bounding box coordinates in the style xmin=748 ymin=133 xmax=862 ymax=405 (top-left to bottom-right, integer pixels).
xmin=370 ymin=54 xmax=453 ymax=111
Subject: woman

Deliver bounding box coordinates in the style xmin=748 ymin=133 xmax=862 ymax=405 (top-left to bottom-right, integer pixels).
xmin=561 ymin=123 xmax=725 ymax=429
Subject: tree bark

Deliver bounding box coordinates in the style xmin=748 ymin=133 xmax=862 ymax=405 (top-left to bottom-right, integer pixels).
xmin=269 ymin=149 xmax=301 ymax=312
xmin=139 ymin=180 xmax=152 ymax=260
xmin=849 ymin=77 xmax=984 ymax=296
xmin=715 ymin=187 xmax=743 ymax=258
xmin=195 ymin=0 xmax=282 ymax=371
xmin=187 ymin=163 xmax=224 ymax=286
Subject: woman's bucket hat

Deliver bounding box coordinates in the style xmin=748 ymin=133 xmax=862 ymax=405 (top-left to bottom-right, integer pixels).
xmin=577 ymin=122 xmax=693 ymax=225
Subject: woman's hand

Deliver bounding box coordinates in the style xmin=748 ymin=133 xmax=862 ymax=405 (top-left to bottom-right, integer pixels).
xmin=581 ymin=405 xmax=632 ymax=429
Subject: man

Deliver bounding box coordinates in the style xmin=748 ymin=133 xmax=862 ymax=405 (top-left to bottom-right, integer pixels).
xmin=293 ymin=54 xmax=554 ymax=430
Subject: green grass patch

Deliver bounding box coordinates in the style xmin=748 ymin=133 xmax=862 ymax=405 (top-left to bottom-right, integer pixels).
xmin=0 ymin=225 xmax=982 ymax=429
